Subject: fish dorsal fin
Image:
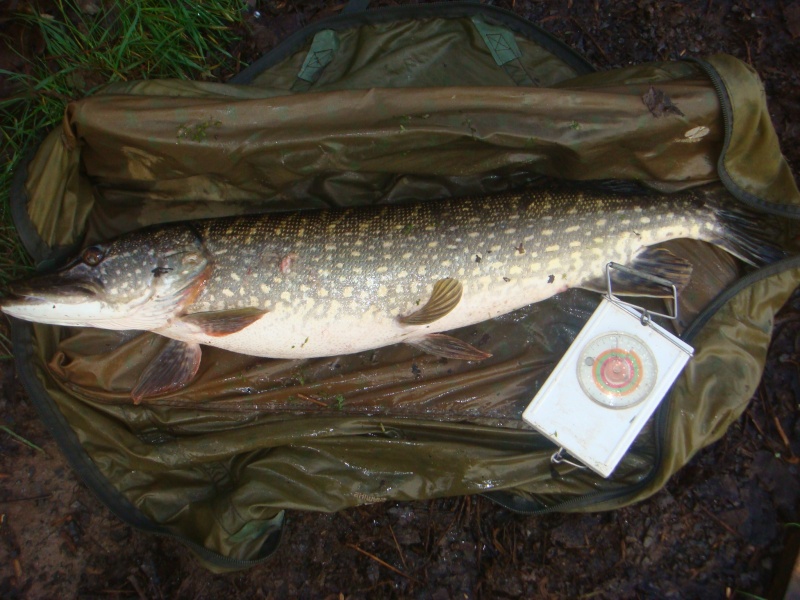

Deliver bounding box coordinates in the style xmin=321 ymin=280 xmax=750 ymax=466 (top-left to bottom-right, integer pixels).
xmin=581 ymin=247 xmax=694 ymax=297
xmin=406 ymin=333 xmax=492 ymax=361
xmin=399 ymin=278 xmax=463 ymax=326
xmin=180 ymin=307 xmax=268 ymax=337
xmin=131 ymin=339 xmax=202 ymax=404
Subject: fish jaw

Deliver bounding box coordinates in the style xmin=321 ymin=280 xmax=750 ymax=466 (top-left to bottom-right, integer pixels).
xmin=1 ymin=275 xmax=204 ymax=330
xmin=2 ymin=294 xmax=109 ymax=327
xmin=1 ymin=270 xmax=155 ymax=329
xmin=1 ymin=296 xmax=141 ymax=329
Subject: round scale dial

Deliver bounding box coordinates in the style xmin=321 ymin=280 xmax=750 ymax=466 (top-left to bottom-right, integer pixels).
xmin=577 ymin=332 xmax=658 ymax=409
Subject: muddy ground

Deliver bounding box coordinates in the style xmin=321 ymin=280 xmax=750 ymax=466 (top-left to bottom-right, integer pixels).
xmin=1 ymin=1 xmax=799 ymax=598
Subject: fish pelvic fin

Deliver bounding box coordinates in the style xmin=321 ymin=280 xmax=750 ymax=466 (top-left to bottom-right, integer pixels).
xmin=180 ymin=307 xmax=268 ymax=337
xmin=131 ymin=339 xmax=202 ymax=404
xmin=399 ymin=278 xmax=463 ymax=326
xmin=406 ymin=333 xmax=492 ymax=361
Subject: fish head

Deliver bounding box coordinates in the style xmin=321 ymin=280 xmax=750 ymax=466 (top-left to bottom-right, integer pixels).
xmin=2 ymin=225 xmax=211 ymax=330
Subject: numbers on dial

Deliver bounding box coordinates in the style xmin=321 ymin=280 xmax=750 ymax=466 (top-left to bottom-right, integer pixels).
xmin=577 ymin=332 xmax=658 ymax=409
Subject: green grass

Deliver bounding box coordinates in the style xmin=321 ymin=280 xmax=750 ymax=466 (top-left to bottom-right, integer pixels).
xmin=0 ymin=0 xmax=245 ymax=283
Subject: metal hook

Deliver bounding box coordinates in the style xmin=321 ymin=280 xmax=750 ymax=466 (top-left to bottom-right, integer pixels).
xmin=551 ymin=447 xmax=588 ymax=470
xmin=605 ymin=262 xmax=680 ymax=324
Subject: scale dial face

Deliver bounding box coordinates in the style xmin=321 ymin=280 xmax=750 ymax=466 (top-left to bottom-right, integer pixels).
xmin=577 ymin=332 xmax=658 ymax=409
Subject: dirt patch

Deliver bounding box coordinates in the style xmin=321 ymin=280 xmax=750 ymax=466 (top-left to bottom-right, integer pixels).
xmin=1 ymin=1 xmax=799 ymax=598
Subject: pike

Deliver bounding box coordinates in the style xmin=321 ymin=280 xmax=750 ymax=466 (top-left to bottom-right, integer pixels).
xmin=1 ymin=188 xmax=783 ymax=402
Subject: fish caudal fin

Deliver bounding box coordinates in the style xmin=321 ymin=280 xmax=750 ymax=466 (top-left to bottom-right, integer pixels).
xmin=707 ymin=200 xmax=786 ymax=267
xmin=131 ymin=338 xmax=202 ymax=404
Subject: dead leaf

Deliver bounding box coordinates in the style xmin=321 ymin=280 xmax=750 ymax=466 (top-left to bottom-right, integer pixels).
xmin=642 ymin=85 xmax=685 ymax=118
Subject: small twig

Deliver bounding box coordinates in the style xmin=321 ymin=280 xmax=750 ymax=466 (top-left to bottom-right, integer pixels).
xmin=0 ymin=493 xmax=52 ymax=504
xmin=570 ymin=17 xmax=612 ymax=65
xmin=512 ymin=527 xmax=518 ymax=566
xmin=431 ymin=498 xmax=466 ymax=551
xmin=88 ymin=533 xmax=112 ymax=555
xmin=296 ymin=393 xmax=328 ymax=408
xmin=127 ymin=575 xmax=148 ymax=600
xmin=457 ymin=496 xmax=467 ymax=525
xmin=346 ymin=543 xmax=421 ymax=584
xmin=0 ymin=426 xmax=45 ymax=453
xmin=52 ymin=514 xmax=74 ymax=527
xmin=425 ymin=500 xmax=434 ymax=554
xmin=761 ymin=389 xmax=796 ymax=459
xmin=733 ymin=32 xmax=753 ymax=65
xmin=699 ymin=506 xmax=741 ymax=538
xmin=773 ymin=415 xmax=792 ymax=451
xmin=388 ymin=523 xmax=408 ymax=571
xmin=538 ymin=15 xmax=563 ymax=24
xmin=475 ymin=498 xmax=483 ymax=566
xmin=747 ymin=412 xmax=766 ymax=438
xmin=60 ymin=529 xmax=78 ymax=554
xmin=492 ymin=527 xmax=507 ymax=555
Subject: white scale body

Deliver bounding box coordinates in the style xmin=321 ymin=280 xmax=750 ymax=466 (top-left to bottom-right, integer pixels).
xmin=522 ymin=296 xmax=694 ymax=478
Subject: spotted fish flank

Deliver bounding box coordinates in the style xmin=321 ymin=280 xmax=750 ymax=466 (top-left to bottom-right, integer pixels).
xmin=1 ymin=187 xmax=784 ymax=402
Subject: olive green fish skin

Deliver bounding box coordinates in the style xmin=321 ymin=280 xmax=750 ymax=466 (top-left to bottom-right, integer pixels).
xmin=194 ymin=189 xmax=712 ymax=315
xmin=1 ymin=188 xmax=768 ymax=360
xmin=174 ymin=189 xmax=720 ymax=357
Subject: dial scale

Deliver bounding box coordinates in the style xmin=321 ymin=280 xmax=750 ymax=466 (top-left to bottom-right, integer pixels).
xmin=522 ymin=297 xmax=693 ymax=477
xmin=577 ymin=332 xmax=657 ymax=409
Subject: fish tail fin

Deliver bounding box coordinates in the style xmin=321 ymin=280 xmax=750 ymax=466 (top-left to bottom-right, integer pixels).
xmin=703 ymin=193 xmax=786 ymax=267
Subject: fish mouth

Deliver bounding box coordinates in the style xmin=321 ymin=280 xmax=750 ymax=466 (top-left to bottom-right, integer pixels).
xmin=0 ymin=292 xmax=50 ymax=312
xmin=1 ymin=275 xmax=105 ymax=319
xmin=6 ymin=274 xmax=103 ymax=303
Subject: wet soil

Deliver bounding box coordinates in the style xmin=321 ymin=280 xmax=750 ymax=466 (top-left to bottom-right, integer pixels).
xmin=1 ymin=1 xmax=799 ymax=598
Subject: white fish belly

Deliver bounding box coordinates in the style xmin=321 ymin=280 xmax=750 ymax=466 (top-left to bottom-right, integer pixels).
xmin=159 ymin=277 xmax=569 ymax=359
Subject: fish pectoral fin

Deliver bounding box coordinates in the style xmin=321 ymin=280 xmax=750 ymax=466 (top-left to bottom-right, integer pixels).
xmin=406 ymin=333 xmax=492 ymax=361
xmin=131 ymin=339 xmax=202 ymax=404
xmin=581 ymin=247 xmax=694 ymax=298
xmin=398 ymin=278 xmax=463 ymax=326
xmin=180 ymin=307 xmax=268 ymax=337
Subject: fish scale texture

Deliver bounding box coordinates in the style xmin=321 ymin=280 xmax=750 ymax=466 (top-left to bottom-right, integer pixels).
xmin=193 ymin=190 xmax=713 ymax=317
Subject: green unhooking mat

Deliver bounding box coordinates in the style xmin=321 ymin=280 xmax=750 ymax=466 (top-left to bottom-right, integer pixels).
xmin=7 ymin=2 xmax=800 ymax=570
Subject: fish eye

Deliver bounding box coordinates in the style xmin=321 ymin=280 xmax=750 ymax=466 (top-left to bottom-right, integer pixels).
xmin=182 ymin=253 xmax=204 ymax=266
xmin=81 ymin=246 xmax=105 ymax=266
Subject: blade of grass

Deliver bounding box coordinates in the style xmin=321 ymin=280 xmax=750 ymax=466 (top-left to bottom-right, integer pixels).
xmin=0 ymin=0 xmax=245 ymax=279
xmin=0 ymin=426 xmax=45 ymax=453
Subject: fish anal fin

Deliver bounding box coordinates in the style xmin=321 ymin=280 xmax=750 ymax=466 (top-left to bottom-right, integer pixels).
xmin=406 ymin=333 xmax=491 ymax=361
xmin=399 ymin=278 xmax=463 ymax=326
xmin=131 ymin=339 xmax=202 ymax=404
xmin=581 ymin=247 xmax=693 ymax=298
xmin=180 ymin=307 xmax=267 ymax=337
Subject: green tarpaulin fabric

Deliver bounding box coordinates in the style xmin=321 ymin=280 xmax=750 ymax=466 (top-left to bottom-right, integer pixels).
xmin=10 ymin=5 xmax=799 ymax=570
